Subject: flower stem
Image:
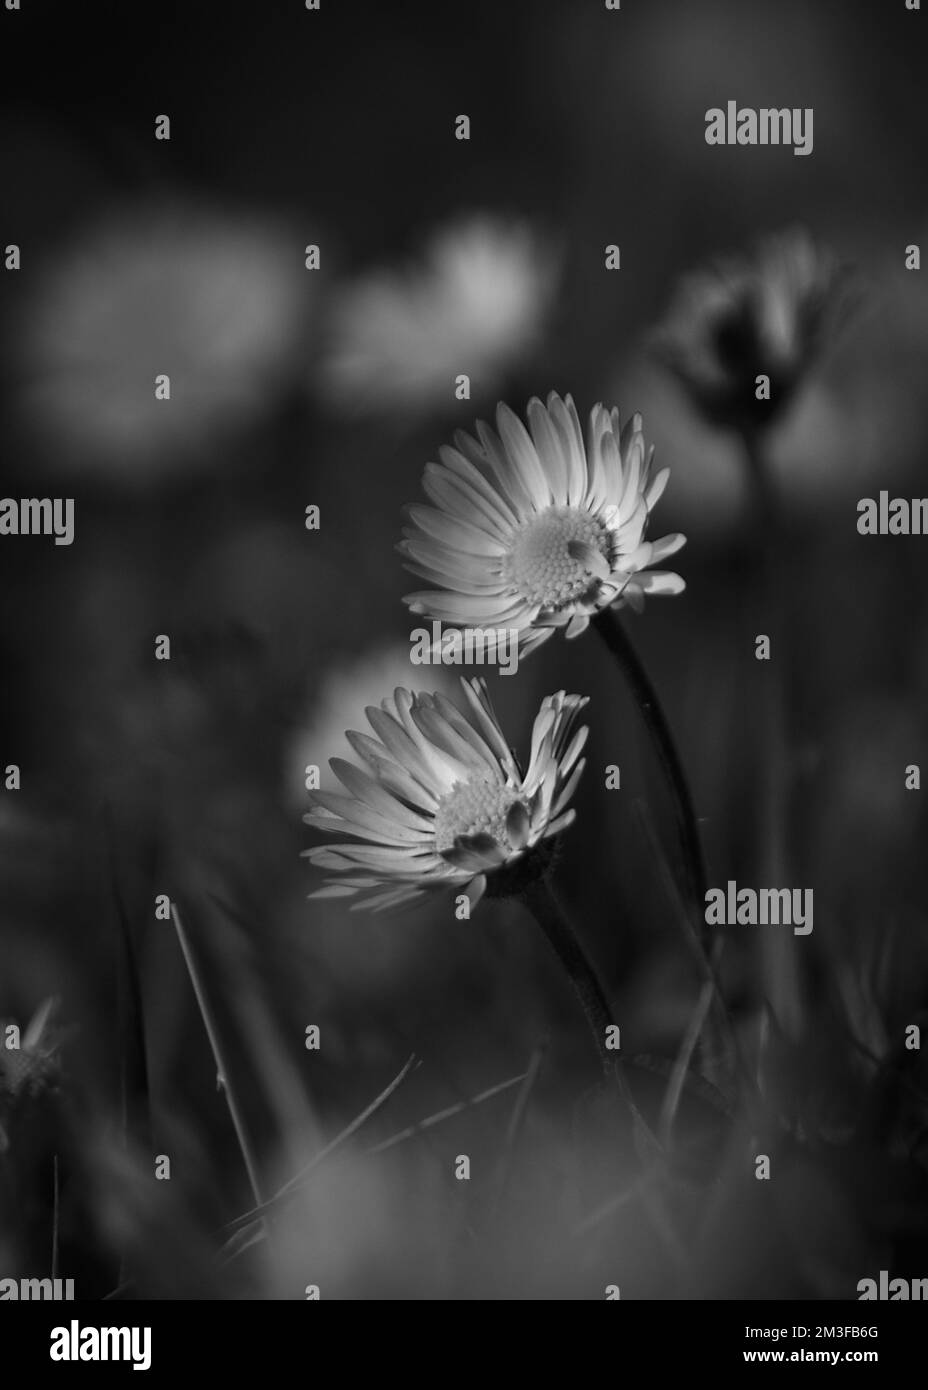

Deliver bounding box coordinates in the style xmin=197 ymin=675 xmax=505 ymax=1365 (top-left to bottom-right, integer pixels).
xmin=592 ymin=607 xmax=708 ymax=932
xmin=591 ymin=607 xmax=738 ymax=1083
xmin=520 ymin=878 xmax=615 ymax=1077
xmin=741 ymin=429 xmax=801 ymax=1037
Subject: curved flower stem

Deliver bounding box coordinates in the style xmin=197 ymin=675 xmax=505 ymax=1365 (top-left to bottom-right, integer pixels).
xmin=592 ymin=607 xmax=708 ymax=934
xmin=520 ymin=878 xmax=615 ymax=1077
xmin=591 ymin=607 xmax=738 ymax=1082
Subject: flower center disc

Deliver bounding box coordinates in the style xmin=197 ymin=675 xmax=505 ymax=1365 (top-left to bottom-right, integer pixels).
xmin=433 ymin=775 xmax=520 ymax=854
xmin=504 ymin=506 xmax=609 ymax=610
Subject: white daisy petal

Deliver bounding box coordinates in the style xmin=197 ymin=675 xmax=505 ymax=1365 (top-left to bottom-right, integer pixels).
xmin=329 ymin=758 xmax=433 ymax=829
xmin=635 ymin=570 xmax=687 ymax=595
xmin=308 ymin=793 xmax=430 ymax=845
xmin=496 ymin=403 xmax=552 ymax=508
xmin=405 ymin=504 xmax=507 ymax=557
xmin=644 ymin=467 xmax=671 ymax=510
xmin=527 ymin=396 xmax=570 ymax=504
xmin=475 ymin=418 xmax=536 ymax=514
xmin=650 ymin=533 xmax=687 ymax=562
xmin=424 ymin=461 xmax=515 ymax=541
xmin=404 ymin=591 xmax=526 ymax=624
xmin=441 ymin=443 xmax=522 ymax=529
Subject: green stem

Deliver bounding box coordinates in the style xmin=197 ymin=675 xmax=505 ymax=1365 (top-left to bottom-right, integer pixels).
xmin=520 ymin=878 xmax=615 ymax=1077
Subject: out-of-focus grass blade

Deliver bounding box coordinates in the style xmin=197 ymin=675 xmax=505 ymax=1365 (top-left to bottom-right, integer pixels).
xmin=368 ymin=1071 xmax=527 ymax=1154
xmin=219 ymin=1067 xmax=531 ymax=1263
xmin=658 ymin=978 xmax=715 ymax=1149
xmin=103 ymin=803 xmax=153 ymax=1288
xmin=103 ymin=804 xmax=153 ymax=1157
xmin=632 ymin=797 xmax=753 ymax=1097
xmin=219 ymin=1052 xmax=419 ymax=1256
xmin=203 ymin=889 xmax=324 ymax=1176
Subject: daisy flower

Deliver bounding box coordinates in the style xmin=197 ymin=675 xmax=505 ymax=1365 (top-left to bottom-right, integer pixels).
xmin=304 ymin=678 xmax=588 ymax=913
xmin=321 ymin=216 xmax=556 ymax=416
xmin=399 ymin=392 xmax=686 ymax=657
xmin=652 ymin=227 xmax=853 ymax=432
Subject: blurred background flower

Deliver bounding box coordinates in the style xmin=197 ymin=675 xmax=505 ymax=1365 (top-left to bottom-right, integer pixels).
xmin=320 ymin=215 xmax=558 ymax=418
xmin=14 ymin=201 xmax=313 ymax=481
xmin=652 ymin=227 xmax=853 ymax=434
xmin=0 ymin=997 xmax=63 ymax=1141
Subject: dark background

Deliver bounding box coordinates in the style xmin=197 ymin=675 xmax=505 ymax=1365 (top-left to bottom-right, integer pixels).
xmin=0 ymin=0 xmax=926 ymax=1299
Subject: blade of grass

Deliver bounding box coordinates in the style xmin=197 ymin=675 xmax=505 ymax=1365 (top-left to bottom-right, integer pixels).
xmin=503 ymin=1042 xmax=546 ymax=1153
xmin=103 ymin=804 xmax=153 ymax=1155
xmin=51 ymin=1152 xmax=59 ymax=1280
xmin=573 ymin=1172 xmax=652 ymax=1236
xmin=171 ymin=902 xmax=263 ymax=1208
xmin=368 ymin=1071 xmax=528 ymax=1154
xmin=202 ymin=890 xmax=323 ymax=1173
xmin=493 ymin=1040 xmax=547 ymax=1212
xmin=103 ymin=804 xmax=153 ymax=1289
xmin=218 ymin=1060 xmax=524 ymax=1267
xmin=219 ymin=1052 xmax=420 ymax=1254
xmin=658 ymin=979 xmax=715 ymax=1149
xmin=633 ymin=797 xmax=752 ymax=1097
